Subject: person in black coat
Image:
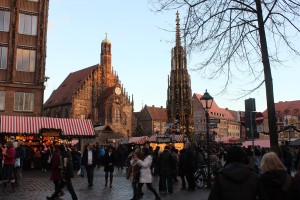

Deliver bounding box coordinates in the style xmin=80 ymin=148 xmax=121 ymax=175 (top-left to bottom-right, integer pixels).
xmin=178 ymin=148 xmax=186 ymax=190
xmin=158 ymin=145 xmax=176 ymax=193
xmin=81 ymin=143 xmax=97 ymax=188
xmin=208 ymin=145 xmax=258 ymax=200
xmin=103 ymin=146 xmax=115 ymax=188
xmin=183 ymin=142 xmax=196 ymax=191
xmin=47 ymin=144 xmax=77 ymax=200
xmin=258 ymin=152 xmax=300 ymax=200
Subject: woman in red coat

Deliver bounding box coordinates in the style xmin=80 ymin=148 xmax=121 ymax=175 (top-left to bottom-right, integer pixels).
xmin=2 ymin=140 xmax=16 ymax=192
xmin=50 ymin=145 xmax=62 ymax=196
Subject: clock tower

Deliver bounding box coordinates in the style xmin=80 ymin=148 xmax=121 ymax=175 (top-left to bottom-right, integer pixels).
xmin=166 ymin=11 xmax=193 ymax=134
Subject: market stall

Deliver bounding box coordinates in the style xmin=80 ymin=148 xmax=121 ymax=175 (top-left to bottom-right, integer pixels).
xmin=0 ymin=115 xmax=94 ymax=169
xmin=148 ymin=134 xmax=186 ymax=151
xmin=242 ymin=140 xmax=271 ymax=148
xmin=128 ymin=136 xmax=149 ymax=145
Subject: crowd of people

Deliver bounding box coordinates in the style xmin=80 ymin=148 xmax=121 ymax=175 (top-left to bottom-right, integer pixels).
xmin=0 ymin=137 xmax=26 ymax=192
xmin=1 ymin=137 xmax=300 ymax=200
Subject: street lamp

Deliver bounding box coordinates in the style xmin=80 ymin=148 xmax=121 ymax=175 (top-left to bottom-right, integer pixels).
xmin=200 ymin=89 xmax=214 ymax=188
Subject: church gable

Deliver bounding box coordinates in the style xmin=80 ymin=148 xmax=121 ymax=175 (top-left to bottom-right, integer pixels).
xmin=44 ymin=65 xmax=98 ymax=108
xmin=72 ymin=71 xmax=96 ymax=119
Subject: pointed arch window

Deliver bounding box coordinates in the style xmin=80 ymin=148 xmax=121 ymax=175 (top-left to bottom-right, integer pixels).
xmin=114 ymin=107 xmax=121 ymax=122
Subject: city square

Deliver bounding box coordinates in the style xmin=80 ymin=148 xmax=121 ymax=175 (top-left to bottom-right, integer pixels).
xmin=0 ymin=169 xmax=210 ymax=200
xmin=1 ymin=1 xmax=300 ymax=200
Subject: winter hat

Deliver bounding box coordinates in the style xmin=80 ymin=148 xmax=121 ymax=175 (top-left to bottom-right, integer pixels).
xmin=226 ymin=145 xmax=244 ymax=163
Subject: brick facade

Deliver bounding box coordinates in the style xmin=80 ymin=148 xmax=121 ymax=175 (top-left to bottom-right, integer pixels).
xmin=0 ymin=0 xmax=49 ymax=116
xmin=43 ymin=36 xmax=133 ymax=137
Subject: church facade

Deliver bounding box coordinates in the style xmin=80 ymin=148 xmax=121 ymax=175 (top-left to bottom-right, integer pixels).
xmin=166 ymin=12 xmax=193 ymax=134
xmin=43 ymin=36 xmax=133 ymax=137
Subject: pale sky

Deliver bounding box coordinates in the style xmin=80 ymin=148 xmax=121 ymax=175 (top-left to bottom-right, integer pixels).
xmin=45 ymin=0 xmax=300 ymax=113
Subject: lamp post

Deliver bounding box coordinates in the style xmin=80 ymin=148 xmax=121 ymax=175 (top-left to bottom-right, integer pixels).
xmin=200 ymin=89 xmax=214 ymax=188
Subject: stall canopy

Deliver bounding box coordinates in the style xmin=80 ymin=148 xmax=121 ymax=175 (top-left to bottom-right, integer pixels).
xmin=129 ymin=136 xmax=149 ymax=144
xmin=242 ymin=140 xmax=270 ymax=148
xmin=0 ymin=115 xmax=94 ymax=136
xmin=148 ymin=134 xmax=185 ymax=143
xmin=217 ymin=136 xmax=239 ymax=143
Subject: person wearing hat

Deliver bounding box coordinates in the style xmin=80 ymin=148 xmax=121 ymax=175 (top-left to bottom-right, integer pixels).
xmin=208 ymin=145 xmax=258 ymax=200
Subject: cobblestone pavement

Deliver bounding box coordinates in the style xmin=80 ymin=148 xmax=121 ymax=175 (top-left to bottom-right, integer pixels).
xmin=0 ymin=168 xmax=210 ymax=200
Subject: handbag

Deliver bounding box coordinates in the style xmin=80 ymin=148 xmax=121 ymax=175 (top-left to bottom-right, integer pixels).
xmin=47 ymin=156 xmax=51 ymax=163
xmin=77 ymin=167 xmax=84 ymax=177
xmin=15 ymin=158 xmax=21 ymax=168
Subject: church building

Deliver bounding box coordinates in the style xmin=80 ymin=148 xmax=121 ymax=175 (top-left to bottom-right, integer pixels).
xmin=166 ymin=12 xmax=193 ymax=134
xmin=43 ymin=35 xmax=134 ymax=137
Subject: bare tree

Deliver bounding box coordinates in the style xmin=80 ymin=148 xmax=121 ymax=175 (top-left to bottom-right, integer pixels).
xmin=149 ymin=0 xmax=300 ymax=153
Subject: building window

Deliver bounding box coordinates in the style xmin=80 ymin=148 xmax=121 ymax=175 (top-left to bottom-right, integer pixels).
xmin=16 ymin=48 xmax=36 ymax=72
xmin=0 ymin=46 xmax=8 ymax=69
xmin=114 ymin=107 xmax=120 ymax=122
xmin=0 ymin=10 xmax=10 ymax=32
xmin=14 ymin=92 xmax=34 ymax=111
xmin=0 ymin=91 xmax=5 ymax=110
xmin=19 ymin=13 xmax=37 ymax=36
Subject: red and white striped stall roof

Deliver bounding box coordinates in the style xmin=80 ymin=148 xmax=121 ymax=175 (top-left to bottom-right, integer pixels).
xmin=0 ymin=115 xmax=94 ymax=136
xmin=148 ymin=134 xmax=185 ymax=142
xmin=129 ymin=136 xmax=149 ymax=144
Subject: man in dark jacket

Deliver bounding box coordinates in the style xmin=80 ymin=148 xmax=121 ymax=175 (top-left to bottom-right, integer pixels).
xmin=183 ymin=142 xmax=196 ymax=191
xmin=178 ymin=148 xmax=186 ymax=190
xmin=81 ymin=143 xmax=98 ymax=188
xmin=208 ymin=145 xmax=258 ymax=200
xmin=158 ymin=145 xmax=176 ymax=194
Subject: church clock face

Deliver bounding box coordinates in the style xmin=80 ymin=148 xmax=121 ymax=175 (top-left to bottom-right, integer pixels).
xmin=115 ymin=86 xmax=121 ymax=95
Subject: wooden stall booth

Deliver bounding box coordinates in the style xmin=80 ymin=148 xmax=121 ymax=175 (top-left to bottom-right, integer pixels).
xmin=0 ymin=115 xmax=95 ymax=169
xmin=148 ymin=134 xmax=186 ymax=151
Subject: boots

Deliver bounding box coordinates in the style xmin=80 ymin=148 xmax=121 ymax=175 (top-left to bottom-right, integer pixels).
xmin=2 ymin=182 xmax=7 ymax=192
xmin=11 ymin=182 xmax=15 ymax=193
xmin=109 ymin=176 xmax=113 ymax=188
xmin=105 ymin=176 xmax=108 ymax=187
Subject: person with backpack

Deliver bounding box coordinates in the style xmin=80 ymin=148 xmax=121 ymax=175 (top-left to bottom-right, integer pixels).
xmin=47 ymin=144 xmax=78 ymax=200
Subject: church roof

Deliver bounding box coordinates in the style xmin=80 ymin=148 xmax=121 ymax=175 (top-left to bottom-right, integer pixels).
xmin=44 ymin=65 xmax=98 ymax=108
xmin=102 ymin=33 xmax=111 ymax=44
xmin=145 ymin=105 xmax=168 ymax=121
xmin=194 ymin=93 xmax=235 ymax=120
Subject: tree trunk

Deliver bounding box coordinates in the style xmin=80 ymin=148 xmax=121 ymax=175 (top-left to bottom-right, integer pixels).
xmin=255 ymin=0 xmax=279 ymax=154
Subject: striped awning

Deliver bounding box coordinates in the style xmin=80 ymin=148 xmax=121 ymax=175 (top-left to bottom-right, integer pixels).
xmin=148 ymin=134 xmax=185 ymax=142
xmin=0 ymin=115 xmax=95 ymax=136
xmin=129 ymin=136 xmax=149 ymax=144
